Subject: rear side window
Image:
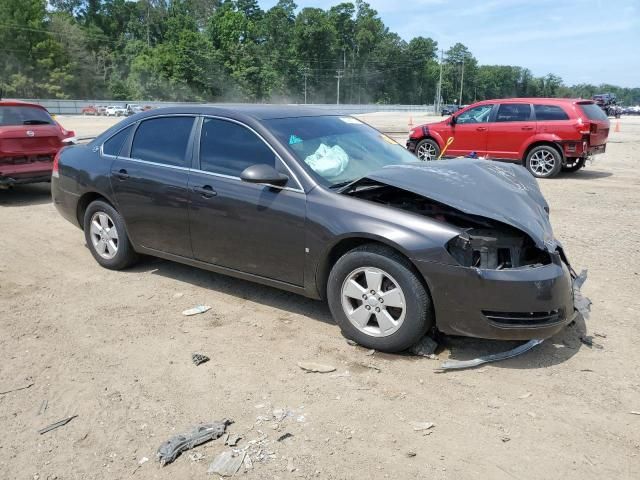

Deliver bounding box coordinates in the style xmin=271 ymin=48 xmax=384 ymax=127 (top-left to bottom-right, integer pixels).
xmin=578 ymin=103 xmax=609 ymax=121
xmin=102 ymin=126 xmax=132 ymax=156
xmin=0 ymin=106 xmax=53 ymax=126
xmin=534 ymin=105 xmax=569 ymax=121
xmin=199 ymin=118 xmax=276 ymax=177
xmin=131 ymin=116 xmax=194 ymax=167
xmin=496 ymin=104 xmax=531 ymax=122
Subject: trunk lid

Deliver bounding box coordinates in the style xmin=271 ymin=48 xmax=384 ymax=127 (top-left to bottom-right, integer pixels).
xmin=576 ymin=101 xmax=610 ymax=146
xmin=355 ymin=159 xmax=555 ymax=250
xmin=0 ymin=125 xmax=63 ymax=161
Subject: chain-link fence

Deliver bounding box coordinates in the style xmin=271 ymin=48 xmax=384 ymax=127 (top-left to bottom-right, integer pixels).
xmin=16 ymin=99 xmax=435 ymax=116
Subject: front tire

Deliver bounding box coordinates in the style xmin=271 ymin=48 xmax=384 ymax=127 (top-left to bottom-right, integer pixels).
xmin=415 ymin=138 xmax=440 ymax=161
xmin=525 ymin=145 xmax=562 ymax=178
xmin=83 ymin=200 xmax=138 ymax=270
xmin=327 ymin=244 xmax=433 ymax=352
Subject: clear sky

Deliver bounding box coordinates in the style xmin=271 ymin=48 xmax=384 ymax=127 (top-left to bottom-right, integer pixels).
xmin=259 ymin=0 xmax=640 ymax=87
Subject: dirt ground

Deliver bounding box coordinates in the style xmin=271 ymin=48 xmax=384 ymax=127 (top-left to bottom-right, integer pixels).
xmin=1 ymin=113 xmax=639 ymax=480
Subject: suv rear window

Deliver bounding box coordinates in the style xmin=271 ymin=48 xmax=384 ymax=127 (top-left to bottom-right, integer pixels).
xmin=0 ymin=106 xmax=53 ymax=126
xmin=534 ymin=105 xmax=569 ymax=121
xmin=578 ymin=102 xmax=608 ymax=121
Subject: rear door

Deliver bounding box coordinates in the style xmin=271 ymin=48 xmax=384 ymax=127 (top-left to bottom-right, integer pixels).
xmin=109 ymin=115 xmax=196 ymax=257
xmin=448 ymin=104 xmax=494 ymax=156
xmin=486 ymin=103 xmax=533 ymax=160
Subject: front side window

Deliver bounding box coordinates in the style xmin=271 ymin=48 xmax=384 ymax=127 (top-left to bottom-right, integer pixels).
xmin=102 ymin=126 xmax=133 ymax=156
xmin=131 ymin=116 xmax=194 ymax=167
xmin=456 ymin=105 xmax=493 ymax=124
xmin=0 ymin=106 xmax=53 ymax=126
xmin=496 ymin=103 xmax=532 ymax=122
xmin=534 ymin=105 xmax=569 ymax=121
xmin=265 ymin=116 xmax=418 ymax=188
xmin=199 ymin=118 xmax=276 ymax=177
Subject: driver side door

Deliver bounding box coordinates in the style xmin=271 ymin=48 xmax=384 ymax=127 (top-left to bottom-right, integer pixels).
xmin=188 ymin=117 xmax=307 ymax=286
xmin=448 ymin=104 xmax=495 ymax=157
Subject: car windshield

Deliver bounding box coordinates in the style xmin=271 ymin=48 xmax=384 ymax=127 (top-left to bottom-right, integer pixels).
xmin=0 ymin=106 xmax=54 ymax=126
xmin=265 ymin=116 xmax=419 ymax=188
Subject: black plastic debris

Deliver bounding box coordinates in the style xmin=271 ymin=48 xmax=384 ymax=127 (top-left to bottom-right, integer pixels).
xmin=191 ymin=353 xmax=210 ymax=366
xmin=157 ymin=420 xmax=232 ymax=466
xmin=439 ymin=339 xmax=543 ymax=371
xmin=38 ymin=415 xmax=78 ymax=434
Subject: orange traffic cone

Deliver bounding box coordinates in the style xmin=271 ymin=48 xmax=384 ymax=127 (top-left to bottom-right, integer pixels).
xmin=408 ymin=116 xmax=413 ymax=128
xmin=614 ymin=120 xmax=620 ymax=132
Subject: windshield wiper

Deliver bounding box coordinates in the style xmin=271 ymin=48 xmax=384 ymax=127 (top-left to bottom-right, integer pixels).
xmin=329 ymin=180 xmax=356 ymax=190
xmin=23 ymin=120 xmax=51 ymax=125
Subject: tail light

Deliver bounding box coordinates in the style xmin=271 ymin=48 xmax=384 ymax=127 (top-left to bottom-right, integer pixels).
xmin=575 ymin=118 xmax=591 ymax=135
xmin=590 ymin=123 xmax=598 ymax=133
xmin=52 ymin=150 xmax=61 ymax=178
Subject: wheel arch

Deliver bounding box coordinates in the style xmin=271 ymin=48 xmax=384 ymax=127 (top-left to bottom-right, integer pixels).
xmin=314 ymin=235 xmax=432 ymax=301
xmin=76 ymin=192 xmax=116 ymax=229
xmin=521 ymin=138 xmax=564 ymax=164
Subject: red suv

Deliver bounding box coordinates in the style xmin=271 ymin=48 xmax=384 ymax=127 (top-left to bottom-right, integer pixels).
xmin=0 ymin=100 xmax=74 ymax=186
xmin=407 ymin=98 xmax=610 ymax=178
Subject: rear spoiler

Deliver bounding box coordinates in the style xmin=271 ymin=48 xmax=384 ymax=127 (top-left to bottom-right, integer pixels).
xmin=62 ymin=135 xmax=96 ymax=145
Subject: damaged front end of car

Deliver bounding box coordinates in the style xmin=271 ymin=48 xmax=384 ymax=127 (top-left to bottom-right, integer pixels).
xmin=341 ymin=159 xmax=582 ymax=340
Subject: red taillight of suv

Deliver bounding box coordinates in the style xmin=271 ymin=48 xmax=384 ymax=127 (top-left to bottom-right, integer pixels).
xmin=52 ymin=150 xmax=61 ymax=178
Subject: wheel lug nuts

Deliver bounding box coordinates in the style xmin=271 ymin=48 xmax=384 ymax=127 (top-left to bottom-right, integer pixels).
xmin=375 ymin=307 xmax=380 ymax=313
xmin=362 ymin=294 xmax=367 ymax=299
xmin=370 ymin=290 xmax=375 ymax=294
xmin=365 ymin=305 xmax=371 ymax=310
xmin=379 ymin=298 xmax=383 ymax=303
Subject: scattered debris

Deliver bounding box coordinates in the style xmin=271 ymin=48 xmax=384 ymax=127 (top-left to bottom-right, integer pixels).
xmin=346 ymin=339 xmax=358 ymax=346
xmin=594 ymin=332 xmax=607 ymax=338
xmin=579 ymin=335 xmax=604 ymax=350
xmin=38 ymin=399 xmax=48 ymax=415
xmin=225 ymin=433 xmax=242 ymax=447
xmin=410 ymin=421 xmax=435 ymax=432
xmin=277 ymin=433 xmax=293 ymax=442
xmin=406 ymin=451 xmax=417 ymax=457
xmin=287 ymin=457 xmax=296 ymax=472
xmin=365 ymin=349 xmax=376 ymax=356
xmin=189 ymin=452 xmax=205 ymax=462
xmin=157 ymin=419 xmax=232 ymax=466
xmin=38 ymin=415 xmax=78 ymax=435
xmin=518 ymin=392 xmax=532 ymax=399
xmin=573 ymin=270 xmax=591 ymax=319
xmin=297 ymin=361 xmax=336 ymax=373
xmin=630 ymin=411 xmax=640 ymax=416
xmin=138 ymin=457 xmax=149 ymax=465
xmin=182 ymin=305 xmax=211 ymax=316
xmin=329 ymin=371 xmax=351 ymax=378
xmin=192 ymin=353 xmax=210 ymax=366
xmin=500 ymin=435 xmax=511 ymax=443
xmin=0 ymin=382 xmax=34 ymax=395
xmin=173 ymin=292 xmax=184 ymax=299
xmin=243 ymin=454 xmax=253 ymax=470
xmin=439 ymin=339 xmax=544 ymax=371
xmin=409 ymin=336 xmax=438 ymax=358
xmin=208 ymin=450 xmax=246 ymax=476
xmin=358 ymin=362 xmax=381 ymax=372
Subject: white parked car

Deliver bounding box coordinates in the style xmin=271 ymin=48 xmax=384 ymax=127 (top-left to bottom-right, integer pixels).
xmin=105 ymin=105 xmax=127 ymax=117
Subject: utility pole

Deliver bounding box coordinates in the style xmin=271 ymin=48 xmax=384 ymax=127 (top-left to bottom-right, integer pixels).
xmin=302 ymin=67 xmax=310 ymax=104
xmin=335 ymin=69 xmax=344 ymax=105
xmin=436 ymin=49 xmax=443 ymax=113
xmin=458 ymin=57 xmax=465 ymax=106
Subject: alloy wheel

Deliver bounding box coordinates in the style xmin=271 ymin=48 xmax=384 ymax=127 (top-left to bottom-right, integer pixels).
xmin=340 ymin=267 xmax=406 ymax=337
xmin=89 ymin=212 xmax=119 ymax=260
xmin=529 ymin=149 xmax=557 ymax=176
xmin=417 ymin=142 xmax=437 ymax=161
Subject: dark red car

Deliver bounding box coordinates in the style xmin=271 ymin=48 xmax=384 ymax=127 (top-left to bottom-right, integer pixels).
xmin=407 ymin=98 xmax=610 ymax=178
xmin=0 ymin=100 xmax=74 ymax=186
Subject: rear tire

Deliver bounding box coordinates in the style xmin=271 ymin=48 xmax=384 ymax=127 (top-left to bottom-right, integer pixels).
xmin=83 ymin=200 xmax=138 ymax=270
xmin=327 ymin=244 xmax=433 ymax=352
xmin=415 ymin=138 xmax=441 ymax=161
xmin=525 ymin=145 xmax=562 ymax=178
xmin=562 ymin=157 xmax=585 ymax=172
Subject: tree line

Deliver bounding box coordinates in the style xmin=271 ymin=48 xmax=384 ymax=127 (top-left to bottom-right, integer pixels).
xmin=1 ymin=0 xmax=639 ymax=105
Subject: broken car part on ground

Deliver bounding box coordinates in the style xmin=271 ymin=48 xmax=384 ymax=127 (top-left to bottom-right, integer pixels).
xmin=157 ymin=420 xmax=232 ymax=466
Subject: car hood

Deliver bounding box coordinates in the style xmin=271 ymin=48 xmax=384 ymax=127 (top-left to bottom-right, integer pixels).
xmin=362 ymin=159 xmax=555 ymax=250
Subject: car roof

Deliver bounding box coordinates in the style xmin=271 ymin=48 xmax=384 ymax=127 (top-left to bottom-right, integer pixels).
xmin=0 ymin=99 xmax=48 ymax=110
xmin=132 ymin=104 xmax=336 ymax=121
xmin=471 ymin=97 xmax=592 ymax=106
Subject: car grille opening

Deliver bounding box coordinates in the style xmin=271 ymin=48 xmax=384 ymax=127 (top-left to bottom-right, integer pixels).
xmin=483 ymin=310 xmax=562 ymax=327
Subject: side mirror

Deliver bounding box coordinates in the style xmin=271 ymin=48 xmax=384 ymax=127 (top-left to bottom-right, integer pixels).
xmin=240 ymin=164 xmax=289 ymax=187
xmin=449 ymin=115 xmax=457 ymax=126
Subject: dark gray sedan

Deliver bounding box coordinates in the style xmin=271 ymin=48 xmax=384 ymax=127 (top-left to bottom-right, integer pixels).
xmin=52 ymin=106 xmax=577 ymax=352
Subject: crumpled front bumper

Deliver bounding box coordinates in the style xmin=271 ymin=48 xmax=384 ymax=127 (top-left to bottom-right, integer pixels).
xmin=416 ymin=254 xmax=576 ymax=340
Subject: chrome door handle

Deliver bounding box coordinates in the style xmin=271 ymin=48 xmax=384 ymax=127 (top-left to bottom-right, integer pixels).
xmin=192 ymin=185 xmax=217 ymax=198
xmin=113 ymin=169 xmax=129 ymax=180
